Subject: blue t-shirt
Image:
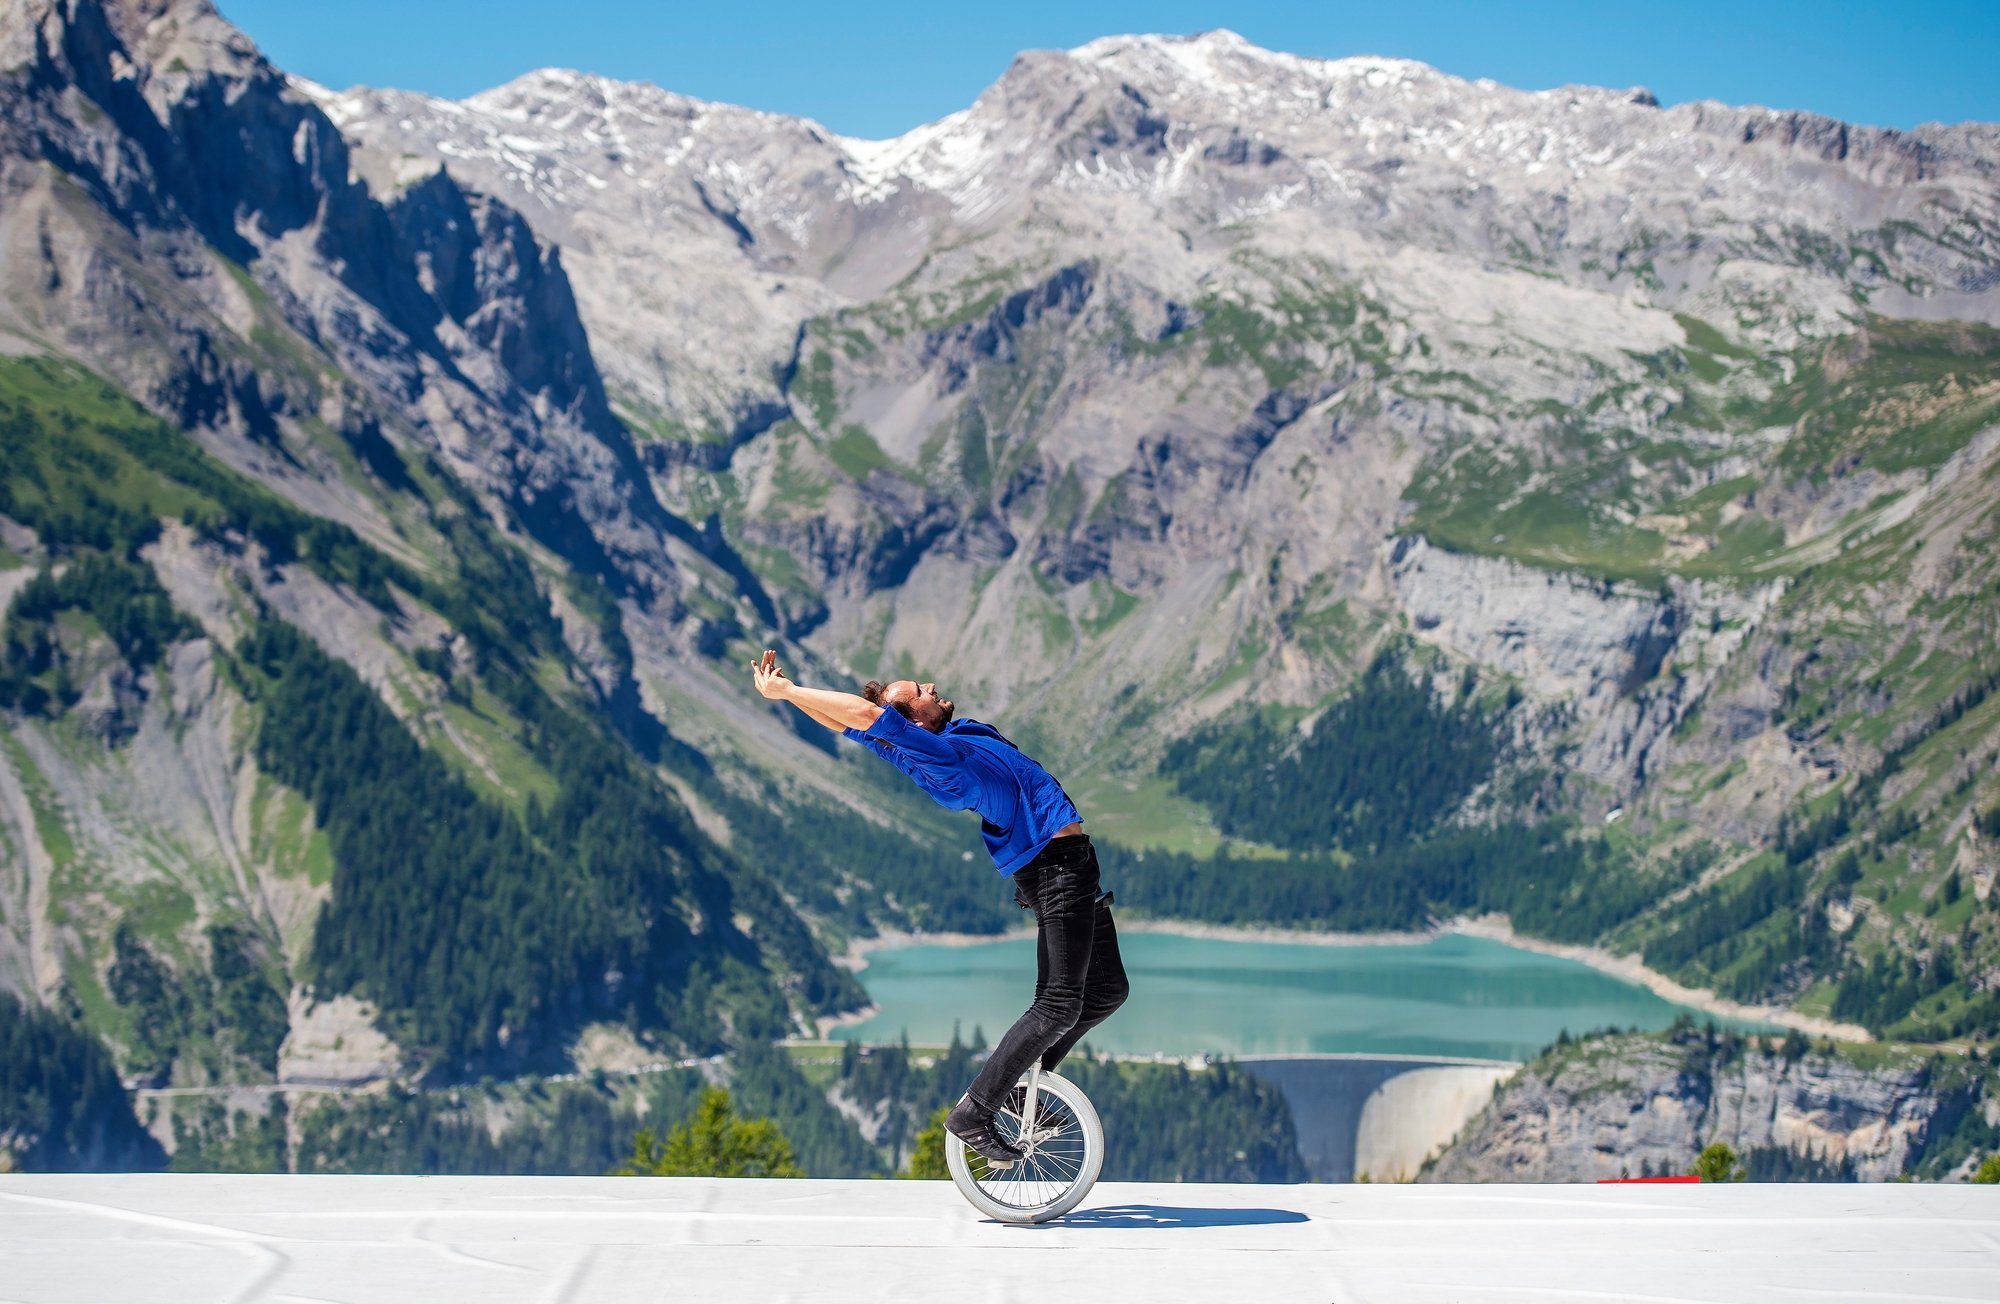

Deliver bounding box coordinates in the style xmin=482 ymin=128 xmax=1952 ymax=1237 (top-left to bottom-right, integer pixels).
xmin=844 ymin=708 xmax=1082 ymax=876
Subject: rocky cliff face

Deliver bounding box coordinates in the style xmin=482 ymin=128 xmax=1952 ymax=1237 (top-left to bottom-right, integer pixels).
xmin=0 ymin=0 xmax=690 ymax=621
xmin=1426 ymin=1027 xmax=2000 ymax=1182
xmin=0 ymin=0 xmax=856 ymax=1090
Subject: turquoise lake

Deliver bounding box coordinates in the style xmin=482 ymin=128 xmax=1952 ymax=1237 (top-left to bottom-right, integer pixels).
xmin=833 ymin=931 xmax=1775 ymax=1063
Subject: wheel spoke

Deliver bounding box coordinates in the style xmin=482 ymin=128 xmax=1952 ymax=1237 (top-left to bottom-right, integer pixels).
xmin=954 ymin=1073 xmax=1099 ymax=1220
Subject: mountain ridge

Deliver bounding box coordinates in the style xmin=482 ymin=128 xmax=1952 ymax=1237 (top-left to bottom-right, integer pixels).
xmin=2 ymin=0 xmax=1998 ymax=1176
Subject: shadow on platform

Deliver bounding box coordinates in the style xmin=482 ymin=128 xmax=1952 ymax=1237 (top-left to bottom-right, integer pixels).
xmin=1053 ymin=1203 xmax=1311 ymax=1229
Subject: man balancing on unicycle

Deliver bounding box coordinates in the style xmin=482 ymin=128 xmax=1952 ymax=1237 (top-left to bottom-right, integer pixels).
xmin=750 ymin=649 xmax=1129 ymax=1169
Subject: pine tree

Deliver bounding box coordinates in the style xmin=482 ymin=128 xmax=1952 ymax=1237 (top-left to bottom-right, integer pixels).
xmin=611 ymin=1088 xmax=802 ymax=1179
xmin=1692 ymin=1142 xmax=1745 ymax=1183
xmin=902 ymin=1106 xmax=951 ymax=1180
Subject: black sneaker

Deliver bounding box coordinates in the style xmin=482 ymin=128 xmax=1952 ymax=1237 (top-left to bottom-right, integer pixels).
xmin=946 ymin=1096 xmax=1024 ymax=1168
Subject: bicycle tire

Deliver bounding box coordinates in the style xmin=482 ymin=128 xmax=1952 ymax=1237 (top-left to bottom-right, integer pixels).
xmin=946 ymin=1070 xmax=1104 ymax=1224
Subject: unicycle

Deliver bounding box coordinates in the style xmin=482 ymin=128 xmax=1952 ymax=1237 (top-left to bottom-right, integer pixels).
xmin=946 ymin=1065 xmax=1104 ymax=1224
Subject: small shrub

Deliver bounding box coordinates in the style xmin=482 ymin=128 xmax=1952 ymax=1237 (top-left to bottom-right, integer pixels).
xmin=611 ymin=1087 xmax=801 ymax=1179
xmin=1692 ymin=1141 xmax=1745 ymax=1183
xmin=902 ymin=1106 xmax=950 ymax=1180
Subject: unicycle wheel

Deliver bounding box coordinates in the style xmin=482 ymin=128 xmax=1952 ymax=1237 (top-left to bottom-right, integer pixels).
xmin=945 ymin=1069 xmax=1104 ymax=1224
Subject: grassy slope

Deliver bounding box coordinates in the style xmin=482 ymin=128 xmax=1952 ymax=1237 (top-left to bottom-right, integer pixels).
xmin=0 ymin=355 xmax=571 ymax=807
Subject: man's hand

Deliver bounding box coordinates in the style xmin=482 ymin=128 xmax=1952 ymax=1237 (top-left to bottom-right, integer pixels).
xmin=751 ymin=649 xmax=793 ymax=701
xmin=749 ymin=650 xmax=881 ymax=732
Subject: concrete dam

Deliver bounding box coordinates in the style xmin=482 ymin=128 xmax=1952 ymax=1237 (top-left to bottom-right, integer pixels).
xmin=1234 ymin=1054 xmax=1520 ymax=1182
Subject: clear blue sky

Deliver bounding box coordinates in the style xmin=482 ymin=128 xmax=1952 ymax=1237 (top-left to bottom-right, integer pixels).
xmin=214 ymin=0 xmax=1999 ymax=139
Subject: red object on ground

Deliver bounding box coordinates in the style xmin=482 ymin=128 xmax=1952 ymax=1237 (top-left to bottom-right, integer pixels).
xmin=1596 ymin=1176 xmax=1702 ymax=1184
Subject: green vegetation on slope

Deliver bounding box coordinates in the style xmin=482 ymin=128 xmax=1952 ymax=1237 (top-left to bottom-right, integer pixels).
xmin=1633 ymin=661 xmax=2000 ymax=1037
xmin=1 ymin=352 xmax=866 ymax=1080
xmin=1764 ymin=318 xmax=2000 ymax=479
xmin=109 ymin=921 xmax=287 ymax=1080
xmin=1138 ymin=657 xmax=1677 ymax=941
xmin=1162 ymin=658 xmax=1504 ymax=855
xmin=1100 ymin=823 xmax=1665 ymax=944
xmin=1404 ymin=317 xmax=2000 ymax=585
xmin=240 ymin=617 xmax=861 ymax=1072
xmin=0 ymin=355 xmax=409 ymax=604
xmin=0 ymin=991 xmax=164 ymax=1172
xmin=0 ymin=553 xmax=197 ymax=713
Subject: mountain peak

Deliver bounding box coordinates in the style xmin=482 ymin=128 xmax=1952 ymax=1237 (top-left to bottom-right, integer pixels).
xmin=1073 ymin=27 xmax=1258 ymax=59
xmin=1069 ymin=29 xmax=1439 ymax=94
xmin=471 ymin=66 xmax=662 ymax=108
xmin=0 ymin=0 xmax=216 ymax=39
xmin=42 ymin=0 xmax=267 ymax=86
xmin=449 ymin=64 xmax=827 ymax=136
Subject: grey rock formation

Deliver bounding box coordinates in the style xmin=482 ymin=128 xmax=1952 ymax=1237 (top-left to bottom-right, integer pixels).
xmin=1425 ymin=1030 xmax=1991 ymax=1182
xmin=307 ymin=28 xmax=2000 ymax=807
xmin=0 ymin=0 xmax=688 ymax=620
xmin=1389 ymin=536 xmax=1783 ymax=802
xmin=312 ymin=27 xmax=2000 ymax=431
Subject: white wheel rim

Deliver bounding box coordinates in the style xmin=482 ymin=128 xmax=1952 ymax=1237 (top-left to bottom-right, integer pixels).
xmin=948 ymin=1072 xmax=1102 ymax=1222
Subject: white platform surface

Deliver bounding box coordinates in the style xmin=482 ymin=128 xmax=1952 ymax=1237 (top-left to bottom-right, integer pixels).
xmin=2 ymin=1175 xmax=1996 ymax=1303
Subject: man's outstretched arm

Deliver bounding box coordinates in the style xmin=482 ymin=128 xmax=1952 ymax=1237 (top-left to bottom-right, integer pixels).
xmin=751 ymin=650 xmax=883 ymax=733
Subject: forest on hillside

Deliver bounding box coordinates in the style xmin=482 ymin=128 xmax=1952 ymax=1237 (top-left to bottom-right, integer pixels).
xmin=1129 ymin=659 xmax=1671 ymax=944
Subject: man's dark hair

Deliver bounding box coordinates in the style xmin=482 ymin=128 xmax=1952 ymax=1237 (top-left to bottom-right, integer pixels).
xmin=863 ymin=680 xmax=915 ymax=721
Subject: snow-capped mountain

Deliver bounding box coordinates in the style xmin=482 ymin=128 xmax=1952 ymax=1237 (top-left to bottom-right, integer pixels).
xmin=303 ymin=31 xmax=2000 ymax=797
xmin=307 ymin=29 xmax=2000 ymax=438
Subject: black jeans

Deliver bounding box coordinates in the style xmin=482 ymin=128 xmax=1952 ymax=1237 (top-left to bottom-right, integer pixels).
xmin=964 ymin=834 xmax=1130 ymax=1112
